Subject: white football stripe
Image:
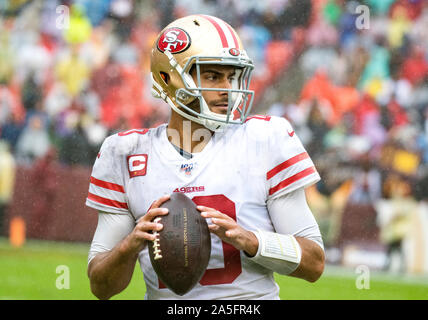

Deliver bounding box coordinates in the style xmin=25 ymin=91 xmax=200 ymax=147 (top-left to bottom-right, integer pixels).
xmin=211 ymin=16 xmax=237 ymax=48
xmin=89 ymin=183 xmax=127 ymax=203
xmin=86 ymin=198 xmax=129 ymax=214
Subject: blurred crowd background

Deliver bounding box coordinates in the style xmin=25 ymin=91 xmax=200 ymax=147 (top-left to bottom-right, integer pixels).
xmin=1 ymin=0 xmax=428 ymax=274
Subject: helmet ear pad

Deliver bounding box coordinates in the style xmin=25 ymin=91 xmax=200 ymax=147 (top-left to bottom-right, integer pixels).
xmin=160 ymin=72 xmax=169 ymax=84
xmin=156 ymin=64 xmax=198 ymax=107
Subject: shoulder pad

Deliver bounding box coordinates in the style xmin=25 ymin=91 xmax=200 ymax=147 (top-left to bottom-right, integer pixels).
xmin=104 ymin=129 xmax=149 ymax=156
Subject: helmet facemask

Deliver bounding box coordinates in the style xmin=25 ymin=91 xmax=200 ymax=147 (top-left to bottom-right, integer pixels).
xmin=178 ymin=54 xmax=255 ymax=131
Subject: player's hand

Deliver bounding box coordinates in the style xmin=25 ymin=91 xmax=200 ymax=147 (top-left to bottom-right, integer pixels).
xmin=197 ymin=205 xmax=259 ymax=257
xmin=125 ymin=195 xmax=170 ymax=254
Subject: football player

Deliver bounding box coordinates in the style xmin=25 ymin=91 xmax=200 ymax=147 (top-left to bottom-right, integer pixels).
xmin=86 ymin=14 xmax=325 ymax=300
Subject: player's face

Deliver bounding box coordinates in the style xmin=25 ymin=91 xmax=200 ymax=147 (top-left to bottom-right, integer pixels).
xmin=190 ymin=64 xmax=237 ymax=115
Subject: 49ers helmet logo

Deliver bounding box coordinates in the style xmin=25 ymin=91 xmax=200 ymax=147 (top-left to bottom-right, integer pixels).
xmin=157 ymin=27 xmax=191 ymax=54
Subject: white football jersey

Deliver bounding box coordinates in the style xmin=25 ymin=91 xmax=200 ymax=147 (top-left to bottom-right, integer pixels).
xmin=86 ymin=115 xmax=320 ymax=300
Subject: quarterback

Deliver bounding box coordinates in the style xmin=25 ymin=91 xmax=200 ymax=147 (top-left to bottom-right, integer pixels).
xmin=86 ymin=14 xmax=325 ymax=300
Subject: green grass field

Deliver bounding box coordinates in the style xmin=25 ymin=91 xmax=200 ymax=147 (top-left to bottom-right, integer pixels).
xmin=1 ymin=238 xmax=428 ymax=300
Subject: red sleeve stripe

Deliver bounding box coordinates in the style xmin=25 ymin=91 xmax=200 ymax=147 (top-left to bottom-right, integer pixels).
xmin=267 ymin=152 xmax=309 ymax=180
xmin=269 ymin=166 xmax=317 ymax=196
xmin=87 ymin=192 xmax=128 ymax=210
xmin=90 ymin=176 xmax=125 ymax=193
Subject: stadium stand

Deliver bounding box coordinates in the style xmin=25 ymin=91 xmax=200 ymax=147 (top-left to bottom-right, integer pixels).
xmin=1 ymin=0 xmax=428 ymax=273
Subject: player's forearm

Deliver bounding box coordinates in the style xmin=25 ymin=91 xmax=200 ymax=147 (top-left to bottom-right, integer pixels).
xmin=88 ymin=237 xmax=140 ymax=300
xmin=289 ymin=237 xmax=325 ymax=282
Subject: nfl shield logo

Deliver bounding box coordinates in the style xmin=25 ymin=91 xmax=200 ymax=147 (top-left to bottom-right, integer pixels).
xmin=180 ymin=163 xmax=194 ymax=175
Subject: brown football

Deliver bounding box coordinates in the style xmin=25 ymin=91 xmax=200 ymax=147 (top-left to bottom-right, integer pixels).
xmin=148 ymin=192 xmax=211 ymax=296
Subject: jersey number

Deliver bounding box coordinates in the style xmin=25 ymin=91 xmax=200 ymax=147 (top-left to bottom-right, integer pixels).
xmin=158 ymin=194 xmax=242 ymax=288
xmin=192 ymin=194 xmax=242 ymax=285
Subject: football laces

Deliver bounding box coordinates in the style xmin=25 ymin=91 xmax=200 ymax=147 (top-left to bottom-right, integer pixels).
xmin=152 ymin=217 xmax=162 ymax=260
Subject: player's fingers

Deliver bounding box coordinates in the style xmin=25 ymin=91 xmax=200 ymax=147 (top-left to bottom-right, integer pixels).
xmin=199 ymin=207 xmax=230 ymax=220
xmin=136 ymin=220 xmax=163 ymax=232
xmin=134 ymin=229 xmax=158 ymax=242
xmin=196 ymin=205 xmax=217 ymax=213
xmin=198 ymin=206 xmax=216 ymax=220
xmin=208 ymin=224 xmax=220 ymax=232
xmin=149 ymin=194 xmax=171 ymax=209
xmin=208 ymin=225 xmax=239 ymax=245
xmin=225 ymin=229 xmax=239 ymax=238
xmin=144 ymin=207 xmax=169 ymax=221
xmin=210 ymin=217 xmax=236 ymax=230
